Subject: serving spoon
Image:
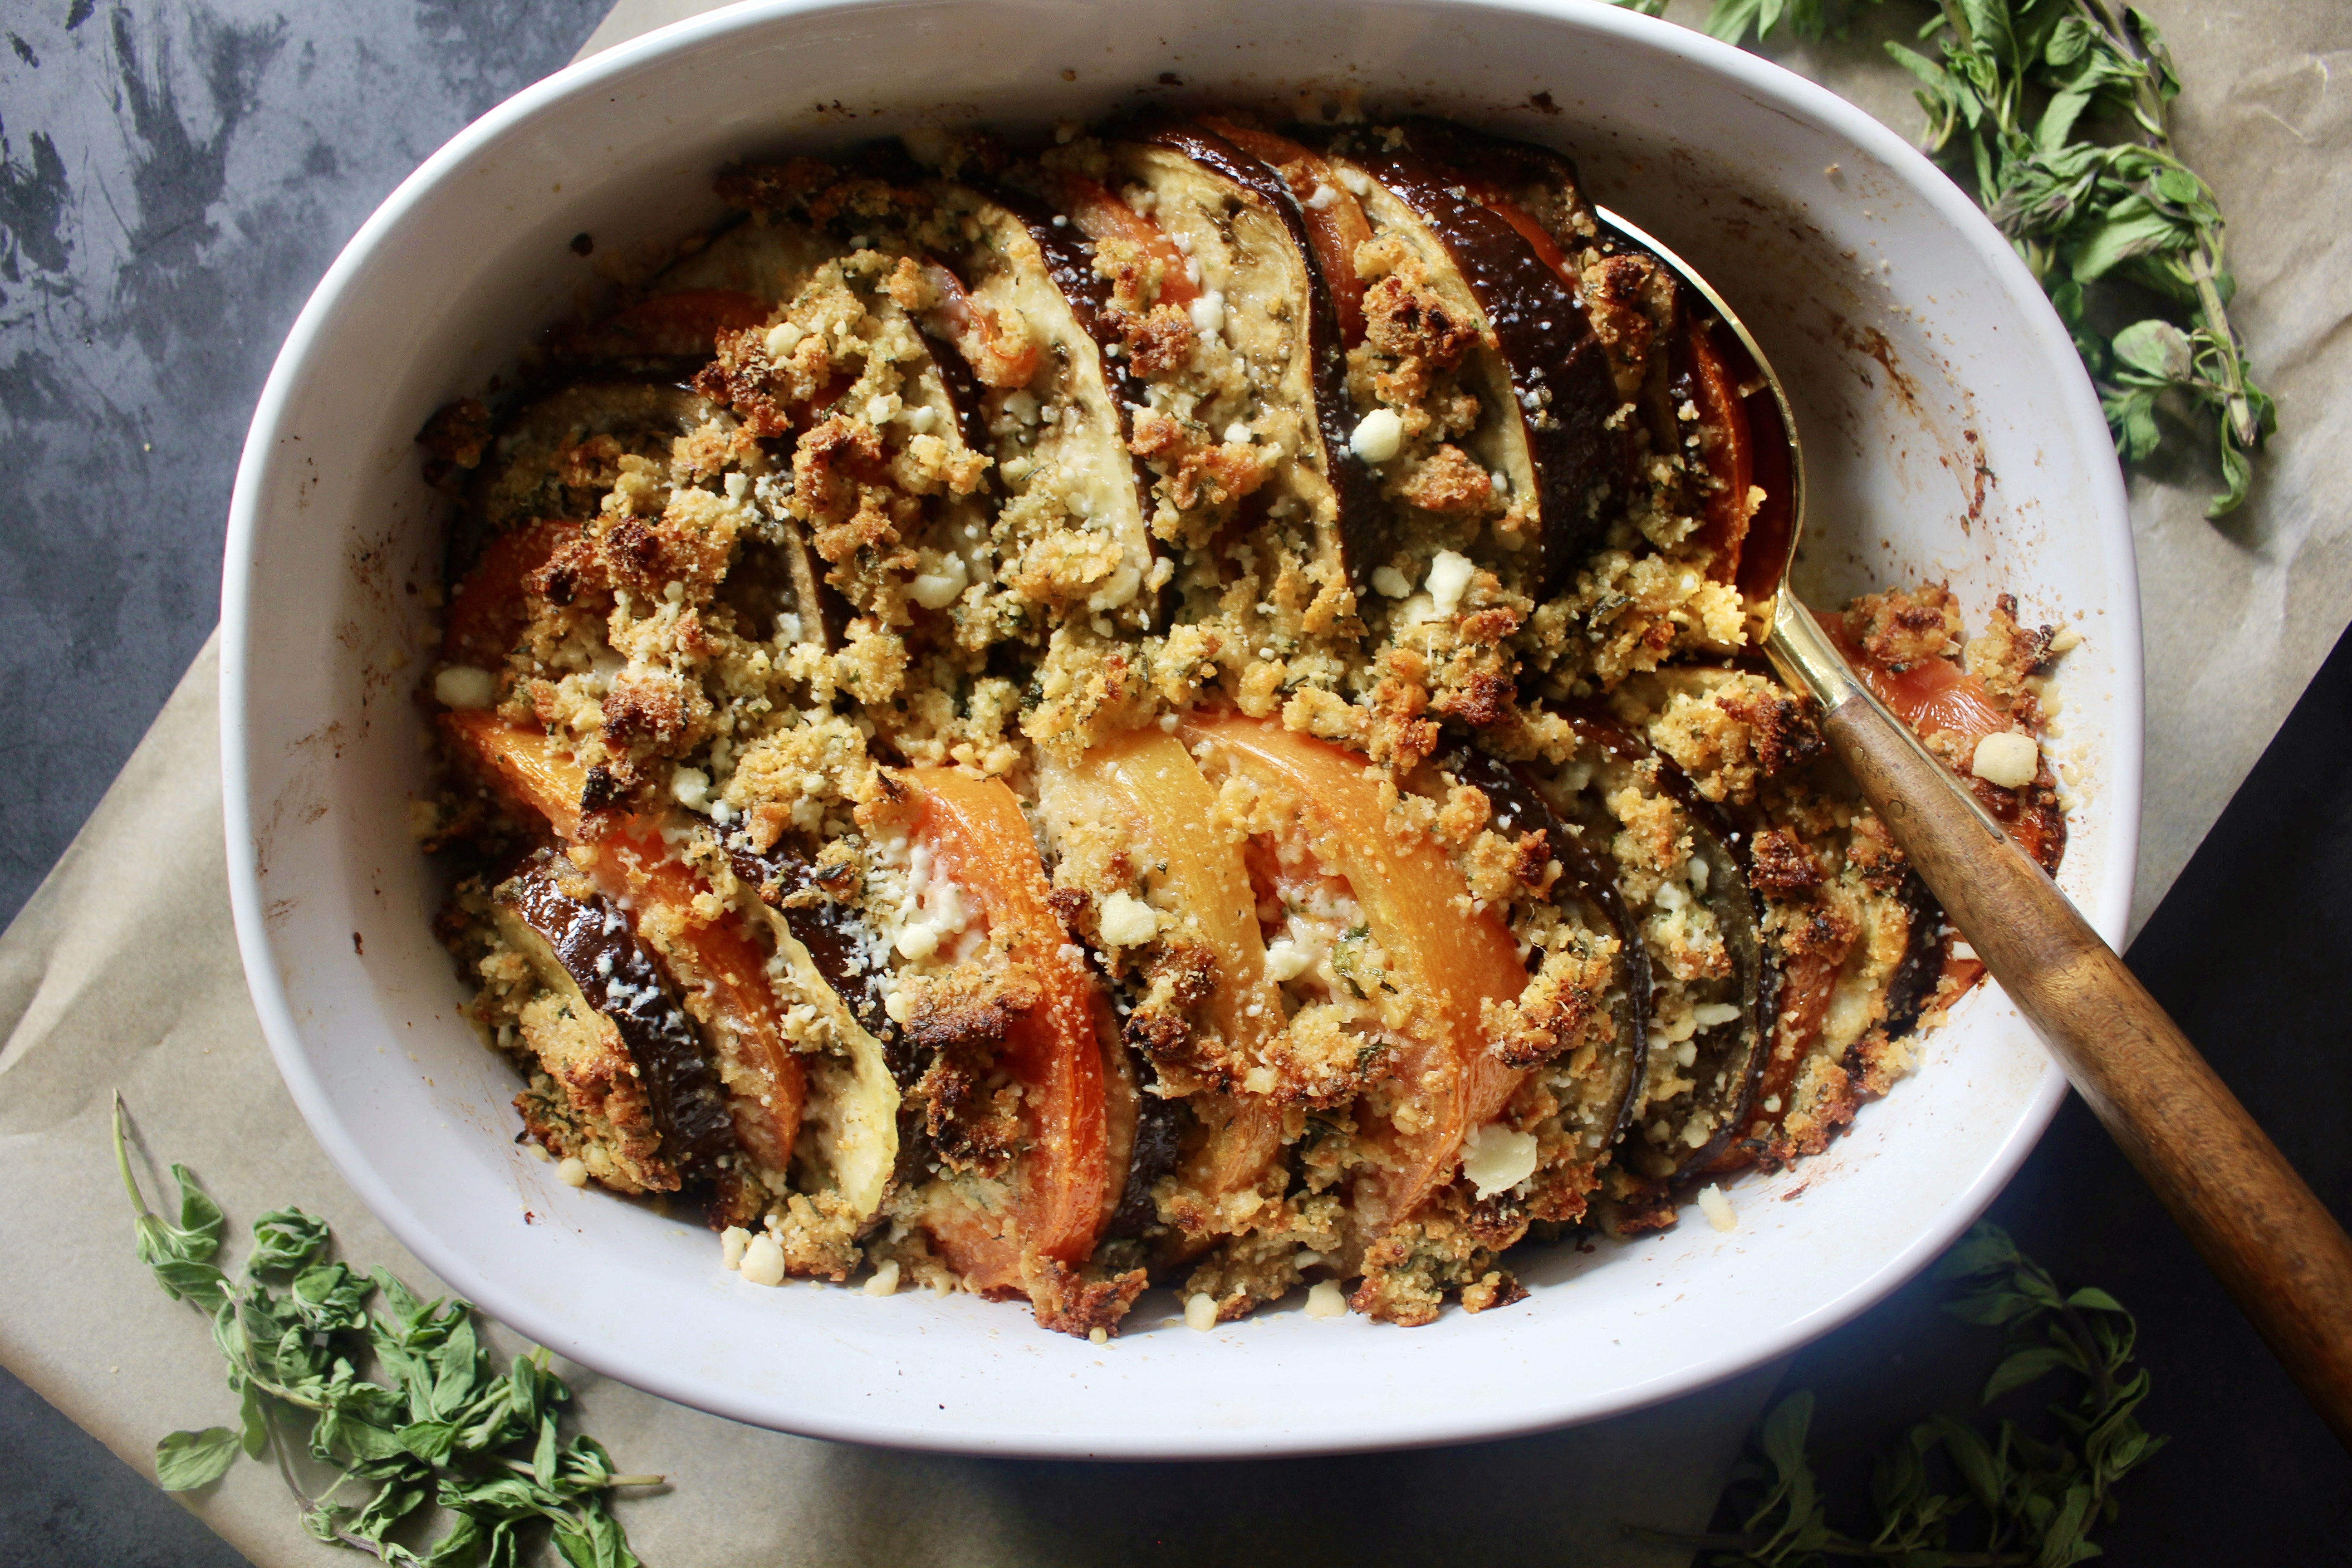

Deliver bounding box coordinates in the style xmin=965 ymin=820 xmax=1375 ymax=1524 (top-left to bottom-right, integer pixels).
xmin=1598 ymin=207 xmax=2352 ymax=1448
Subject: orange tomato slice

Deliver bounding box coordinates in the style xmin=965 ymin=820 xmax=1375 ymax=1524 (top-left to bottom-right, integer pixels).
xmin=903 ymin=766 xmax=1112 ymax=1274
xmin=1054 ymin=173 xmax=1200 ymax=309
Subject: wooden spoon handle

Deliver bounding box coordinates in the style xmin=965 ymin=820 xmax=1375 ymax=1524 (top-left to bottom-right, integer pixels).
xmin=1780 ymin=617 xmax=2352 ymax=1446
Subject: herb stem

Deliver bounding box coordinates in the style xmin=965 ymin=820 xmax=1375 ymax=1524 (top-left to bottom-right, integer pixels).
xmin=110 ymin=1091 xmax=150 ymax=1218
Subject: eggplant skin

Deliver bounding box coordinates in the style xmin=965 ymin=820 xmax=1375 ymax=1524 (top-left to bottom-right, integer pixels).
xmin=1441 ymin=745 xmax=1651 ymax=1153
xmin=1344 ymin=129 xmax=1623 ymax=596
xmin=1565 ymin=713 xmax=1777 ymax=1186
xmin=495 ymin=853 xmax=736 ymax=1172
xmin=726 ymin=842 xmax=914 ymax=1087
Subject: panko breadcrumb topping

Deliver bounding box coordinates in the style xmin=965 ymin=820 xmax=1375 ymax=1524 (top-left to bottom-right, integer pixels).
xmin=418 ymin=110 xmax=2074 ymax=1339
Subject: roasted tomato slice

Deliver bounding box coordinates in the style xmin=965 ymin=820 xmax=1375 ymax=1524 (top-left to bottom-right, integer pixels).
xmin=1824 ymin=615 xmax=2063 ymax=868
xmin=902 ymin=766 xmax=1113 ymax=1278
xmin=1681 ymin=316 xmax=1757 ymax=584
xmin=1181 ymin=713 xmax=1528 ymax=1236
xmin=1068 ymin=731 xmax=1287 ymax=1225
xmin=441 ymin=518 xmax=579 ymax=670
xmin=919 ymin=258 xmax=1041 ymax=390
xmin=597 ymin=287 xmax=770 ymax=360
xmin=440 ymin=713 xmax=806 ymax=1192
xmin=1053 ymin=173 xmax=1200 ymax=309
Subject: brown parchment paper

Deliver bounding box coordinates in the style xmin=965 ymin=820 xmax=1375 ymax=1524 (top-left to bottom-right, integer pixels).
xmin=0 ymin=635 xmax=1772 ymax=1568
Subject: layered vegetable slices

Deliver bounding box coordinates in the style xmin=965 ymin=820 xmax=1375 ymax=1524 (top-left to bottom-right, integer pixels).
xmin=417 ymin=112 xmax=2077 ymax=1335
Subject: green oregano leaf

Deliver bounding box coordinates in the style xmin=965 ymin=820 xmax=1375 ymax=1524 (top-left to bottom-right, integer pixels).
xmin=1630 ymin=1224 xmax=2162 ymax=1565
xmin=114 ymin=1095 xmax=661 ymax=1564
xmin=154 ymin=1426 xmax=241 ymax=1491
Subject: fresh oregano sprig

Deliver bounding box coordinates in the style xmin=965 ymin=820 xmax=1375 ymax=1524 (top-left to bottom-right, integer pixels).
xmin=1615 ymin=0 xmax=2275 ymax=518
xmin=1631 ymin=1223 xmax=2165 ymax=1566
xmin=113 ymin=1093 xmax=659 ymax=1567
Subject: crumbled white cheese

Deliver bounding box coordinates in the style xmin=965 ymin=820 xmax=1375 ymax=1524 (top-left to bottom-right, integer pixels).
xmin=904 ymin=403 xmax=938 ymax=434
xmin=724 ymin=471 xmax=750 ymax=502
xmin=1424 ymin=550 xmax=1475 ymax=617
xmin=1224 ymin=421 xmax=1254 ymax=444
xmin=763 ymin=321 xmax=804 ymax=358
xmin=719 ymin=1225 xmax=751 ymax=1270
xmin=1971 ymin=731 xmax=2039 ymax=789
xmin=893 ymin=922 xmax=942 ymax=961
xmin=1696 ymin=1183 xmax=1738 ymax=1233
xmin=1952 ymin=940 xmax=1979 ymax=961
xmin=910 ymin=554 xmax=969 ymax=610
xmin=739 ymin=1233 xmax=786 ymax=1287
xmin=1188 ymin=289 xmax=1227 ymax=337
xmin=555 ymin=1156 xmax=588 ymax=1189
xmin=434 ymin=666 xmax=498 ymax=710
xmin=1692 ymin=1001 xmax=1741 ymax=1029
xmin=1305 ymin=183 xmax=1340 ymax=211
xmin=1098 ymin=892 xmax=1161 ymax=947
xmin=1338 ymin=167 xmax=1370 ymax=196
xmin=1460 ymin=1123 xmax=1539 ymax=1199
xmin=1304 ymin=1279 xmax=1349 ymax=1318
xmin=1086 ymin=560 xmax=1142 ymax=612
xmin=1263 ymin=937 xmax=1312 ymax=982
xmin=1349 ymin=407 xmax=1403 ymax=464
xmin=670 ymin=766 xmax=711 ymax=811
xmin=1369 ymin=564 xmax=1413 ymax=599
xmin=863 ymin=1259 xmax=902 ymax=1297
xmin=1184 ymin=1292 xmax=1220 ymax=1332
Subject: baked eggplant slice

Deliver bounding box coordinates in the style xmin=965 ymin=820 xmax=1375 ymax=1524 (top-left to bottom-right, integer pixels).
xmin=725 ymin=839 xmax=903 ymax=1222
xmin=1553 ymin=713 xmax=1775 ymax=1189
xmin=1440 ymin=745 xmax=1651 ymax=1167
xmin=1326 ymin=123 xmax=1626 ymax=597
xmin=938 ymin=181 xmax=1160 ymax=630
xmin=1117 ymin=120 xmax=1383 ymax=602
xmin=728 ymin=840 xmax=908 ymax=1082
xmin=491 ymin=849 xmax=736 ymax=1183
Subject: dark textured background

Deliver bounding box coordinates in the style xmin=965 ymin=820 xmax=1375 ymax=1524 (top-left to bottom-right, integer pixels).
xmin=1 ymin=1 xmax=2347 ymax=1563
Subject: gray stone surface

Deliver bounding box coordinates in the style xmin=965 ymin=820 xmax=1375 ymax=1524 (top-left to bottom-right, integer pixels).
xmin=0 ymin=0 xmax=607 ymax=929
xmin=0 ymin=5 xmax=605 ymax=1563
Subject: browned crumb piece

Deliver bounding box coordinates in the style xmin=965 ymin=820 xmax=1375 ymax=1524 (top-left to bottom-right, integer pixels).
xmin=765 ymin=1191 xmax=867 ymax=1282
xmin=416 ymin=397 xmax=489 ymax=489
xmin=1965 ymin=591 xmax=2066 ymax=710
xmin=1178 ymin=1195 xmax=1347 ymax=1321
xmin=1028 ymin=1259 xmax=1150 ymax=1338
xmin=1349 ymin=1187 xmax=1531 ymax=1326
xmin=1844 ymin=582 xmax=1961 ymax=669
xmin=901 ymin=958 xmax=1039 ymax=1175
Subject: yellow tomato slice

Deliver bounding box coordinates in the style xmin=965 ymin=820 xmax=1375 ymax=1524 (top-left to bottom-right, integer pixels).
xmin=1180 ymin=713 xmax=1529 ymax=1232
xmin=1079 ymin=731 xmax=1287 ymax=1214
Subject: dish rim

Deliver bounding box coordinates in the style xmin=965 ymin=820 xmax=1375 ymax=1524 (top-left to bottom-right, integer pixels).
xmin=219 ymin=0 xmax=2140 ymax=1457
